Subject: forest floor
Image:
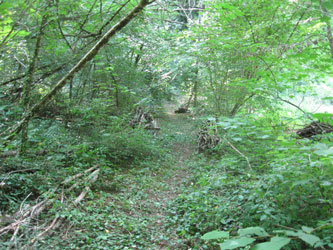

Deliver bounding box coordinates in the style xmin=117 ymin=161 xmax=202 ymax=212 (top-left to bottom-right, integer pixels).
xmin=63 ymin=103 xmax=199 ymax=249
xmin=2 ymin=103 xmax=202 ymax=250
xmin=101 ymin=103 xmax=197 ymax=249
xmin=4 ymin=102 xmax=331 ymax=249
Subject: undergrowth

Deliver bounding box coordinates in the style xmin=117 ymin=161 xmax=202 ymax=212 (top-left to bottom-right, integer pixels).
xmin=165 ymin=113 xmax=333 ymax=249
xmin=0 ymin=103 xmax=171 ymax=249
xmin=1 ymin=102 xmax=332 ymax=249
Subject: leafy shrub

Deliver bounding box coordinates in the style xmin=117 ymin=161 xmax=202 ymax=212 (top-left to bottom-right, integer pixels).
xmin=98 ymin=127 xmax=165 ymax=166
xmin=0 ymin=106 xmax=166 ymax=213
xmin=166 ymin=114 xmax=333 ymax=249
xmin=201 ymin=223 xmax=333 ymax=250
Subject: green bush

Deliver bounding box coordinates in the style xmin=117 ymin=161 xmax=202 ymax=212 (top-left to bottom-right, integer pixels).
xmin=166 ymin=115 xmax=333 ymax=249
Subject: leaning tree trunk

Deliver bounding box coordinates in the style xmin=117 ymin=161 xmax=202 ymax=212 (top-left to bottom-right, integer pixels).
xmin=1 ymin=0 xmax=154 ymax=142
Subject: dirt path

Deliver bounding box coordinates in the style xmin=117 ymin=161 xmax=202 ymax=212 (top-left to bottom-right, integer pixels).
xmin=100 ymin=103 xmax=198 ymax=249
xmin=150 ymin=103 xmax=197 ymax=249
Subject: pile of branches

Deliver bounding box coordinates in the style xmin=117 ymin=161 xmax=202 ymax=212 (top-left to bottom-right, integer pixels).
xmin=129 ymin=107 xmax=160 ymax=132
xmin=175 ymin=105 xmax=189 ymax=114
xmin=0 ymin=165 xmax=100 ymax=249
xmin=197 ymin=120 xmax=221 ymax=153
xmin=296 ymin=122 xmax=333 ymax=139
xmin=175 ymin=91 xmax=193 ymax=114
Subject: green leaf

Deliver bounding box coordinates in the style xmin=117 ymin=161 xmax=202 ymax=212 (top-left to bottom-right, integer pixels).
xmin=201 ymin=230 xmax=229 ymax=240
xmin=320 ymin=15 xmax=330 ymax=23
xmin=301 ymin=226 xmax=314 ymax=234
xmin=233 ymin=137 xmax=242 ymax=142
xmin=238 ymin=227 xmax=269 ymax=237
xmin=312 ymin=113 xmax=333 ymax=123
xmin=314 ymin=147 xmax=333 ymax=156
xmin=0 ymin=2 xmax=14 ymax=12
xmin=220 ymin=237 xmax=255 ymax=250
xmin=320 ymin=181 xmax=332 ymax=186
xmin=323 ymin=1 xmax=333 ymax=10
xmin=96 ymin=235 xmax=108 ymax=240
xmin=312 ymin=143 xmax=333 ymax=156
xmin=252 ymin=237 xmax=291 ymax=250
xmin=16 ymin=30 xmax=31 ymax=37
xmin=297 ymin=232 xmax=320 ymax=247
xmin=260 ymin=215 xmax=267 ymax=221
xmin=273 ymin=230 xmax=298 ymax=237
xmin=292 ymin=179 xmax=311 ymax=188
xmin=217 ymin=121 xmax=231 ymax=127
xmin=313 ymin=143 xmax=328 ymax=150
xmin=220 ymin=3 xmax=243 ymax=16
xmin=322 ymin=97 xmax=333 ymax=101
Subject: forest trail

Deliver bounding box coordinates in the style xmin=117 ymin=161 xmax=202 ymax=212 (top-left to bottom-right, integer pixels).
xmin=0 ymin=103 xmax=199 ymax=249
xmin=104 ymin=103 xmax=198 ymax=249
xmin=148 ymin=103 xmax=197 ymax=249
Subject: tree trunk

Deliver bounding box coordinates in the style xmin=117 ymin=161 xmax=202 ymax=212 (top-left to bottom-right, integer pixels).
xmin=20 ymin=14 xmax=48 ymax=153
xmin=193 ymin=64 xmax=199 ymax=107
xmin=69 ymin=77 xmax=73 ymax=101
xmin=1 ymin=0 xmax=154 ymax=142
xmin=111 ymin=74 xmax=120 ymax=108
xmin=134 ymin=44 xmax=144 ymax=66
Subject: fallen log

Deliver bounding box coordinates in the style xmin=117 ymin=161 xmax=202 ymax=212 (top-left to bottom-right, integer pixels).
xmin=0 ymin=149 xmax=49 ymax=158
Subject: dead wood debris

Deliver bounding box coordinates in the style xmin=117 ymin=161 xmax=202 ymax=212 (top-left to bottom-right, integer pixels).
xmin=0 ymin=165 xmax=100 ymax=248
xmin=222 ymin=135 xmax=252 ymax=170
xmin=0 ymin=149 xmax=49 ymax=158
xmin=175 ymin=91 xmax=193 ymax=114
xmin=129 ymin=107 xmax=160 ymax=132
xmin=296 ymin=122 xmax=333 ymax=138
xmin=174 ymin=106 xmax=189 ymax=114
xmin=197 ymin=120 xmax=221 ymax=153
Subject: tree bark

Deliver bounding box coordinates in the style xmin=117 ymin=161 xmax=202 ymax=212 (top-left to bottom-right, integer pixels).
xmin=69 ymin=77 xmax=73 ymax=101
xmin=134 ymin=44 xmax=144 ymax=66
xmin=20 ymin=14 xmax=48 ymax=152
xmin=193 ymin=63 xmax=199 ymax=107
xmin=111 ymin=74 xmax=120 ymax=108
xmin=1 ymin=0 xmax=154 ymax=142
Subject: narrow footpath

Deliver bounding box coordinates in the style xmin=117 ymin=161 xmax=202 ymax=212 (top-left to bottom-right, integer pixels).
xmin=104 ymin=103 xmax=198 ymax=249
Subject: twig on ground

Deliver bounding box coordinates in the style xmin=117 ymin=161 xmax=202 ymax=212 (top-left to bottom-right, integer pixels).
xmin=0 ymin=165 xmax=100 ymax=245
xmin=27 ymin=168 xmax=100 ymax=245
